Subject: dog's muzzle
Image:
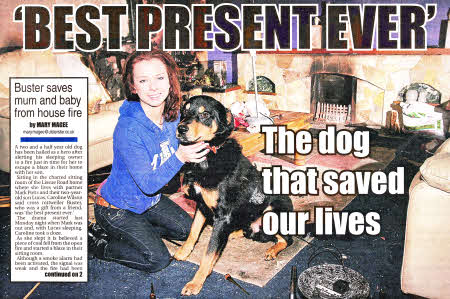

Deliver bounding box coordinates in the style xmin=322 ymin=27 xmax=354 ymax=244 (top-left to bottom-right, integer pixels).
xmin=177 ymin=124 xmax=189 ymax=135
xmin=176 ymin=123 xmax=191 ymax=143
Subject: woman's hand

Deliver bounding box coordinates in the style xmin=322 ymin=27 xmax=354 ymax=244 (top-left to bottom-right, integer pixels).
xmin=175 ymin=142 xmax=210 ymax=163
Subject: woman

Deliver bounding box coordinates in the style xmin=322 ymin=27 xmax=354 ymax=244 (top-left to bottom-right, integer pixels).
xmin=89 ymin=50 xmax=209 ymax=272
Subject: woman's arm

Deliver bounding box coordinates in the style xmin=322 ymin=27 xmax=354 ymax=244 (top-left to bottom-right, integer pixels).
xmin=119 ymin=129 xmax=182 ymax=195
xmin=115 ymin=125 xmax=208 ymax=195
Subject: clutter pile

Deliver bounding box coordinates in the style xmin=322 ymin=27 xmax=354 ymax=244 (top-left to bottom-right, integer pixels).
xmin=229 ymin=99 xmax=273 ymax=133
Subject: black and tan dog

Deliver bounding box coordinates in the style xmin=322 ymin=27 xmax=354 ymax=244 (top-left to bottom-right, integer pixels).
xmin=174 ymin=95 xmax=293 ymax=296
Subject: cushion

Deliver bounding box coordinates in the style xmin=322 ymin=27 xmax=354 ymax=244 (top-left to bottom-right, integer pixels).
xmin=0 ymin=118 xmax=9 ymax=172
xmin=0 ymin=98 xmax=9 ymax=118
xmin=420 ymin=152 xmax=450 ymax=193
xmin=435 ymin=138 xmax=450 ymax=155
xmin=0 ymin=50 xmax=62 ymax=98
xmin=100 ymin=100 xmax=124 ymax=113
xmin=0 ymin=83 xmax=8 ymax=99
xmin=0 ymin=49 xmax=61 ymax=80
xmin=88 ymin=110 xmax=120 ymax=145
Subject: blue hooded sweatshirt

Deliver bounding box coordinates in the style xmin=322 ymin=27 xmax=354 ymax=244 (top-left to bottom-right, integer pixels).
xmin=101 ymin=100 xmax=184 ymax=214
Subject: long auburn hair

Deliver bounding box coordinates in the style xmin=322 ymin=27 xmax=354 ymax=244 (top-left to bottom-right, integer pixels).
xmin=123 ymin=50 xmax=181 ymax=122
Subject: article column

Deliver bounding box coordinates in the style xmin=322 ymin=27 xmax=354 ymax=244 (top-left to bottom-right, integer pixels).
xmin=10 ymin=77 xmax=88 ymax=282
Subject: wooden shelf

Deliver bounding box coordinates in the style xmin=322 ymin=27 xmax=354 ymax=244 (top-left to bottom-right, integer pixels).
xmin=201 ymin=84 xmax=241 ymax=93
xmin=243 ymin=90 xmax=277 ymax=96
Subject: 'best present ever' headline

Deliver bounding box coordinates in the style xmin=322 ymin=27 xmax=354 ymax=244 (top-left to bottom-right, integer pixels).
xmin=13 ymin=3 xmax=436 ymax=52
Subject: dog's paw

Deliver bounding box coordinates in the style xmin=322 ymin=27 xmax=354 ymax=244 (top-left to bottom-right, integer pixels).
xmin=181 ymin=280 xmax=203 ymax=296
xmin=174 ymin=244 xmax=193 ymax=261
xmin=264 ymin=246 xmax=279 ymax=261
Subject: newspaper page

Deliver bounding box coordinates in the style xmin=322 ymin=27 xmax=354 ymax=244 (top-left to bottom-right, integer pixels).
xmin=0 ymin=1 xmax=449 ymax=298
xmin=10 ymin=77 xmax=88 ymax=282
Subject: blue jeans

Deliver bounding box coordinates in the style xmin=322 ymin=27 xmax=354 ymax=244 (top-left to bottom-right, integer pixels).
xmin=94 ymin=195 xmax=192 ymax=272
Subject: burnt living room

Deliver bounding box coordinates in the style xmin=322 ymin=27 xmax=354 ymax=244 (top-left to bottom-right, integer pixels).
xmin=1 ymin=0 xmax=449 ymax=298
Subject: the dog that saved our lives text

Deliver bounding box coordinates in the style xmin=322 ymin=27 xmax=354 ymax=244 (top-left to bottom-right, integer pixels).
xmin=261 ymin=125 xmax=404 ymax=237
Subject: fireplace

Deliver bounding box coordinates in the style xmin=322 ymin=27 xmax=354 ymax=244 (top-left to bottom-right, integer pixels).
xmin=311 ymin=73 xmax=357 ymax=124
xmin=237 ymin=53 xmax=446 ymax=127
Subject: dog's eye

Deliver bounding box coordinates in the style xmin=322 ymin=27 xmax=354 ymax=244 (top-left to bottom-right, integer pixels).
xmin=199 ymin=112 xmax=211 ymax=120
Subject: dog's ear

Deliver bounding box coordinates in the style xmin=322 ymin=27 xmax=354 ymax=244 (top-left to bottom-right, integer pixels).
xmin=226 ymin=109 xmax=234 ymax=131
xmin=213 ymin=107 xmax=235 ymax=142
xmin=217 ymin=109 xmax=234 ymax=137
xmin=180 ymin=96 xmax=191 ymax=115
xmin=181 ymin=95 xmax=190 ymax=110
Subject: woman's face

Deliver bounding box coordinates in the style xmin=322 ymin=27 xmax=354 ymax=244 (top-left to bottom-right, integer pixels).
xmin=131 ymin=58 xmax=170 ymax=108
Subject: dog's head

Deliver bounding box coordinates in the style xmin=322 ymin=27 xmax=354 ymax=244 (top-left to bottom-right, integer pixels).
xmin=177 ymin=96 xmax=234 ymax=145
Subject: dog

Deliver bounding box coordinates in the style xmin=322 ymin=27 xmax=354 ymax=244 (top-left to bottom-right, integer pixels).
xmin=174 ymin=95 xmax=293 ymax=296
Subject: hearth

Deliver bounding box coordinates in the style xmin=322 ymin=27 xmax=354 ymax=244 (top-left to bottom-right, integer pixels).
xmin=311 ymin=73 xmax=357 ymax=124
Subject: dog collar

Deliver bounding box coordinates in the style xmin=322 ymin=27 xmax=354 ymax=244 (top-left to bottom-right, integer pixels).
xmin=206 ymin=144 xmax=218 ymax=154
xmin=207 ymin=141 xmax=228 ymax=154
